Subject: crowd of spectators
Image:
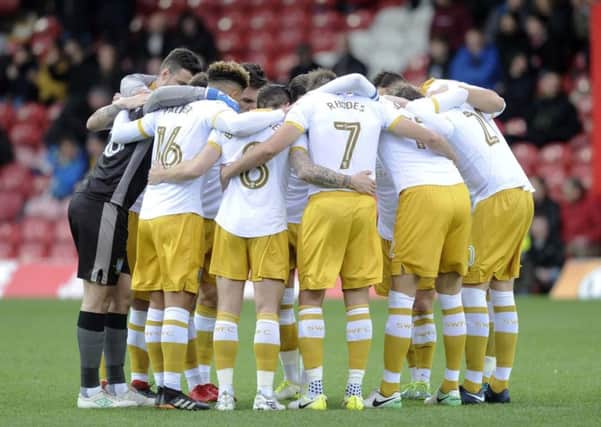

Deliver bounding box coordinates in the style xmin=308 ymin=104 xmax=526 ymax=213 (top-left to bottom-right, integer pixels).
xmin=0 ymin=0 xmax=597 ymax=292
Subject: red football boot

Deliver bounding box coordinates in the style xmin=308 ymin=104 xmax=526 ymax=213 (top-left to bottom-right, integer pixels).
xmin=189 ymin=383 xmax=219 ymax=402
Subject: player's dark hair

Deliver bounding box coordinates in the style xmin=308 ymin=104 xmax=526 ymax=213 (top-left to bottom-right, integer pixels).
xmin=207 ymin=61 xmax=250 ymax=90
xmin=390 ymin=83 xmax=424 ymax=100
xmin=306 ymin=68 xmax=336 ymax=90
xmin=242 ymin=63 xmax=268 ymax=89
xmin=373 ymin=71 xmax=404 ymax=89
xmin=160 ymin=47 xmax=203 ymax=75
xmin=189 ymin=72 xmax=208 ymax=87
xmin=287 ymin=73 xmax=309 ymax=102
xmin=257 ymin=84 xmax=291 ymax=109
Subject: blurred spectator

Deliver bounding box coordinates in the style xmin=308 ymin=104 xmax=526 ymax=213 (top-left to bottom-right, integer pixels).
xmin=494 ymin=12 xmax=529 ymax=69
xmin=485 ymin=0 xmax=528 ymax=42
xmin=289 ymin=44 xmax=320 ymax=79
xmin=525 ymin=215 xmax=564 ymax=293
xmin=45 ymin=85 xmax=111 ymax=146
xmin=0 ymin=129 xmax=14 ymax=167
xmin=426 ymin=35 xmax=450 ymax=79
xmin=36 ymin=42 xmax=70 ymax=104
xmin=95 ymin=43 xmax=122 ymax=91
xmin=501 ymin=52 xmax=535 ymax=120
xmin=526 ymin=71 xmax=581 ymax=146
xmin=64 ymin=38 xmax=98 ymax=98
xmin=430 ymin=0 xmax=472 ymax=51
xmin=168 ymin=12 xmax=218 ymax=66
xmin=531 ymin=176 xmax=561 ymax=239
xmin=85 ymin=132 xmax=107 ymax=168
xmin=2 ymin=44 xmax=38 ymax=102
xmin=561 ymin=178 xmax=601 ymax=257
xmin=47 ymin=135 xmax=88 ymax=199
xmin=449 ymin=28 xmax=501 ymax=89
xmin=332 ymin=34 xmax=368 ymax=76
xmin=525 ymin=15 xmax=568 ymax=73
xmin=133 ymin=12 xmax=172 ymax=63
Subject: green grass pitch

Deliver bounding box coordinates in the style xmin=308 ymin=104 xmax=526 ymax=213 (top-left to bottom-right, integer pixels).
xmin=1 ymin=297 xmax=599 ymax=426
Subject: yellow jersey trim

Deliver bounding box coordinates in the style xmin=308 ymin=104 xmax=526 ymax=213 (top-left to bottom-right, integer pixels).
xmin=136 ymin=119 xmax=150 ymax=138
xmin=290 ymin=146 xmax=307 ymax=153
xmin=387 ymin=115 xmax=406 ymax=131
xmin=420 ymin=77 xmax=435 ymax=95
xmin=207 ymin=140 xmax=221 ymax=153
xmin=211 ymin=109 xmax=229 ymax=127
xmin=285 ymin=120 xmax=305 ymax=132
xmin=431 ymin=96 xmax=440 ymax=113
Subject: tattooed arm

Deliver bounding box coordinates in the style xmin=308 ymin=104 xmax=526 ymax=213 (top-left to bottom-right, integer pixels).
xmin=86 ymin=104 xmax=122 ymax=132
xmin=289 ymin=148 xmax=375 ymax=195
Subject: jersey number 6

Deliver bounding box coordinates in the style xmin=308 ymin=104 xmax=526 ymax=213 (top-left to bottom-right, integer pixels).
xmin=156 ymin=126 xmax=183 ymax=167
xmin=240 ymin=141 xmax=269 ymax=189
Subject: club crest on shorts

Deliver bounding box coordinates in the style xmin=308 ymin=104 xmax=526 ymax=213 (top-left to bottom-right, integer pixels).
xmin=468 ymin=245 xmax=476 ymax=267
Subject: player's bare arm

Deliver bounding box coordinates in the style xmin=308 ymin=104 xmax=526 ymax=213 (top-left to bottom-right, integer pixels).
xmin=86 ymin=92 xmax=149 ymax=132
xmin=390 ymin=118 xmax=457 ymax=163
xmin=148 ymin=143 xmax=221 ymax=185
xmin=289 ymin=148 xmax=376 ymax=195
xmin=459 ymin=84 xmax=505 ymax=114
xmin=221 ymin=122 xmax=302 ymax=182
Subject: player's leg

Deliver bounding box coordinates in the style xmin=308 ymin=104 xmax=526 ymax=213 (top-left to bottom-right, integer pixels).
xmin=405 ymin=286 xmax=436 ymax=400
xmin=209 ymin=224 xmax=250 ymax=410
xmin=425 ymin=183 xmax=471 ymax=407
xmin=339 ymin=194 xmax=381 ymax=411
xmin=127 ymin=295 xmax=153 ymax=395
xmin=156 ymin=214 xmax=208 ymax=410
xmin=483 ymin=289 xmax=496 ymax=384
xmin=184 ymin=294 xmax=203 ymax=396
xmin=69 ymin=195 xmax=136 ymax=408
xmin=191 ymin=218 xmax=219 ymax=402
xmin=276 ymin=222 xmax=301 ymax=400
xmin=249 ymin=230 xmax=288 ymax=410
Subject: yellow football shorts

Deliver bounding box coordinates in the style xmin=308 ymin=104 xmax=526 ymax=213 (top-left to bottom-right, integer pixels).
xmin=201 ymin=218 xmax=217 ymax=286
xmin=132 ymin=213 xmax=204 ymax=294
xmin=288 ymin=222 xmax=300 ymax=271
xmin=298 ymin=191 xmax=382 ymax=291
xmin=127 ymin=211 xmax=149 ymax=302
xmin=210 ymin=225 xmax=289 ymax=282
xmin=376 ymin=238 xmax=436 ymax=296
xmin=391 ymin=183 xmax=471 ymax=278
xmin=464 ymin=188 xmax=534 ymax=284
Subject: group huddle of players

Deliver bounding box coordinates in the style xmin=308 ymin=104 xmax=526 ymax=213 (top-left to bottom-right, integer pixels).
xmin=68 ymin=46 xmax=533 ymax=411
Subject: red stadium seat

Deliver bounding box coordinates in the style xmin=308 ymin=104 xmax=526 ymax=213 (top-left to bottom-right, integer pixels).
xmin=0 ymin=0 xmax=20 ymax=15
xmin=309 ymin=30 xmax=339 ymax=52
xmin=0 ymin=241 xmax=15 ymax=258
xmin=273 ymin=53 xmax=298 ymax=82
xmin=248 ymin=31 xmax=279 ymax=55
xmin=0 ymin=222 xmax=21 ymax=246
xmin=16 ymin=103 xmax=48 ymax=126
xmin=21 ymin=217 xmax=54 ymax=245
xmin=0 ymin=193 xmax=24 ymax=221
xmin=0 ymin=102 xmax=16 ymax=131
xmin=18 ymin=241 xmax=48 ymax=261
xmin=248 ymin=10 xmax=279 ymax=32
xmin=569 ymin=133 xmax=589 ymax=149
xmin=216 ymin=32 xmax=243 ymax=56
xmin=277 ymin=28 xmax=307 ymax=52
xmin=511 ymin=143 xmax=538 ymax=175
xmin=312 ymin=0 xmax=336 ymax=8
xmin=537 ymin=164 xmax=566 ymax=202
xmin=156 ymin=0 xmax=188 ymax=13
xmin=570 ymin=163 xmax=592 ymax=189
xmin=279 ymin=9 xmax=310 ymax=30
xmin=281 ymin=0 xmax=311 ymax=8
xmin=312 ymin=11 xmax=343 ymax=31
xmin=0 ymin=163 xmax=33 ymax=195
xmin=539 ymin=143 xmax=572 ymax=170
xmin=48 ymin=241 xmax=77 ymax=262
xmin=9 ymin=122 xmax=43 ymax=147
xmin=572 ymin=145 xmax=591 ymax=166
xmin=32 ymin=16 xmax=62 ymax=39
xmin=216 ymin=11 xmax=247 ymax=33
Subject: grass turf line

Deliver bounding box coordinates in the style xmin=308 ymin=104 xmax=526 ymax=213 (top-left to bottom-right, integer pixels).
xmin=0 ymin=297 xmax=599 ymax=426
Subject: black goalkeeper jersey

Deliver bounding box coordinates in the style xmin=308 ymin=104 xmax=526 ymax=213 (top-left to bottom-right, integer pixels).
xmin=76 ymin=109 xmax=152 ymax=210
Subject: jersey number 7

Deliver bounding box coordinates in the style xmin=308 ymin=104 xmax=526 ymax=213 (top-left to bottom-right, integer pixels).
xmin=334 ymin=122 xmax=361 ymax=169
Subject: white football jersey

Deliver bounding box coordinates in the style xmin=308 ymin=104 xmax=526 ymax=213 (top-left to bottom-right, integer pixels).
xmin=129 ymin=191 xmax=144 ymax=214
xmin=213 ymin=124 xmax=297 ymax=237
xmin=285 ymin=92 xmax=400 ymax=196
xmin=376 ymin=160 xmax=398 ymax=242
xmin=377 ymin=102 xmax=463 ymax=195
xmin=286 ymin=170 xmax=309 ymax=225
xmin=438 ymin=105 xmax=534 ymax=208
xmin=199 ymin=163 xmax=222 ymax=220
xmin=138 ymin=100 xmax=231 ymax=220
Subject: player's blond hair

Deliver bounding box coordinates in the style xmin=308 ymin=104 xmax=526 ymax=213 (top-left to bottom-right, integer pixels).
xmin=306 ymin=68 xmax=336 ymax=91
xmin=207 ymin=61 xmax=250 ymax=90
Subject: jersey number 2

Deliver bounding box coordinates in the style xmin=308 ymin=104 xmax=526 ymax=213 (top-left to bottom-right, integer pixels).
xmin=334 ymin=121 xmax=361 ymax=169
xmin=240 ymin=141 xmax=269 ymax=189
xmin=156 ymin=126 xmax=183 ymax=167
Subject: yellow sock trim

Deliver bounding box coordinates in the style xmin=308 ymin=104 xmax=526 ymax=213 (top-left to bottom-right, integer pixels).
xmin=196 ymin=305 xmax=217 ymax=317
